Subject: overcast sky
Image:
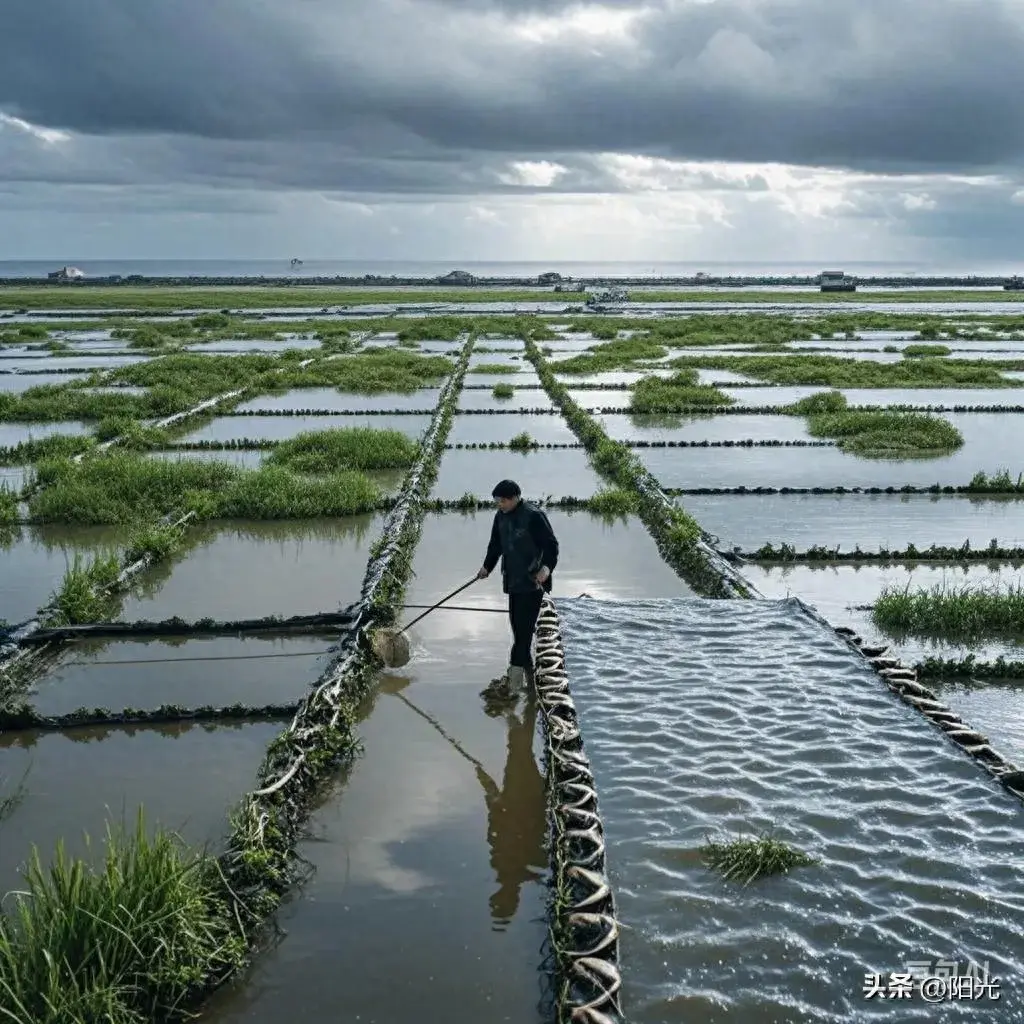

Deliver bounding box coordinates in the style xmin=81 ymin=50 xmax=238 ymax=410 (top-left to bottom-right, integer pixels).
xmin=3 ymin=0 xmax=1024 ymax=263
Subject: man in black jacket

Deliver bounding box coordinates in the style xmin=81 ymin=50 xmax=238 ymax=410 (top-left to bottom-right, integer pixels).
xmin=477 ymin=479 xmax=559 ymax=699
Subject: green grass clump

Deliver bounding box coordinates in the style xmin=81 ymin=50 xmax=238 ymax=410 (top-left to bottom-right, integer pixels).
xmin=665 ymin=353 xmax=1014 ymax=388
xmin=903 ymin=344 xmax=951 ymax=357
xmin=0 ymin=810 xmax=244 ymax=1024
xmin=0 ymin=487 xmax=17 ymax=527
xmin=630 ymin=371 xmax=735 ymax=412
xmin=28 ymin=453 xmax=241 ymax=524
xmin=701 ymin=830 xmax=818 ymax=886
xmin=873 ymin=580 xmax=1024 ymax=640
xmin=587 ymin=488 xmax=639 ymax=518
xmin=554 ymin=337 xmax=669 ymax=375
xmin=216 ymin=466 xmax=383 ymax=518
xmin=807 ymin=410 xmax=963 ymax=454
xmin=44 ymin=552 xmax=122 ymax=625
xmin=789 ymin=390 xmax=848 ymax=414
xmin=266 ymin=428 xmax=419 ymax=473
xmin=492 ymin=383 xmax=515 ymax=399
xmin=508 ymin=431 xmax=538 ymax=451
xmin=469 ymin=363 xmax=518 ymax=374
xmin=276 ymin=350 xmax=453 ymax=394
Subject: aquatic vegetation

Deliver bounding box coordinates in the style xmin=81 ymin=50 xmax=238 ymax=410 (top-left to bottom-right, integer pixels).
xmin=630 ymin=371 xmax=735 ymax=412
xmin=508 ymin=431 xmax=538 ymax=451
xmin=492 ymin=383 xmax=515 ymax=398
xmin=27 ymin=453 xmax=241 ymax=524
xmin=274 ymin=349 xmax=453 ymax=393
xmin=0 ymin=487 xmax=17 ymax=527
xmin=587 ymin=488 xmax=640 ymax=518
xmin=0 ymin=767 xmax=28 ymax=822
xmin=43 ymin=552 xmax=123 ymax=625
xmin=553 ymin=337 xmax=669 ymax=375
xmin=469 ymin=363 xmax=518 ymax=374
xmin=916 ymin=654 xmax=1024 ymax=679
xmin=806 ymin=409 xmax=963 ymax=454
xmin=216 ymin=465 xmax=383 ymax=518
xmin=788 ymin=390 xmax=847 ymax=415
xmin=266 ymin=427 xmax=420 ymax=473
xmin=967 ymin=469 xmax=1024 ymax=492
xmin=0 ymin=435 xmax=98 ymax=472
xmin=873 ymin=580 xmax=1024 ymax=640
xmin=904 ymin=344 xmax=951 ymax=357
xmin=666 ymin=353 xmax=1017 ymax=387
xmin=0 ymin=811 xmax=245 ymax=1024
xmin=701 ymin=830 xmax=818 ymax=885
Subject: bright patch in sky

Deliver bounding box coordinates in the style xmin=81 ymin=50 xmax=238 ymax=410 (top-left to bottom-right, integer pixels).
xmin=0 ymin=111 xmax=69 ymax=144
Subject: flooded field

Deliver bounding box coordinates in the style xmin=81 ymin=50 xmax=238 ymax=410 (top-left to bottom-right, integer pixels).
xmin=448 ymin=411 xmax=578 ymax=445
xmin=0 ymin=420 xmax=91 ymax=447
xmin=118 ymin=516 xmax=387 ymax=621
xmin=0 ymin=372 xmax=89 ymax=392
xmin=0 ymin=721 xmax=280 ymax=898
xmin=685 ymin=492 xmax=1024 ymax=550
xmin=559 ymin=598 xmax=1024 ymax=1023
xmin=181 ymin=413 xmax=434 ymax=443
xmin=236 ymin=387 xmax=444 ymax=413
xmin=433 ymin=447 xmax=603 ymax=499
xmin=597 ymin=412 xmax=814 ymax=443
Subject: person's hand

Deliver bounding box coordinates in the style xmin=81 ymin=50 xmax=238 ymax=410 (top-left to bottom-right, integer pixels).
xmin=476 ymin=566 xmax=490 ymax=580
xmin=533 ymin=566 xmax=550 ymax=585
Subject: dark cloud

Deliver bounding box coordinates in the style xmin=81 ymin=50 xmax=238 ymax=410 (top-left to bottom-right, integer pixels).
xmin=2 ymin=0 xmax=1024 ymax=173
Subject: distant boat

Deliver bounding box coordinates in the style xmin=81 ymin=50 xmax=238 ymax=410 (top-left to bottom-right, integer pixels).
xmin=290 ymin=258 xmax=303 ymax=268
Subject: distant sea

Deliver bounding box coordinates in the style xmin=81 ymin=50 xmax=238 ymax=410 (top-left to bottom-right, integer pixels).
xmin=0 ymin=259 xmax=1020 ymax=279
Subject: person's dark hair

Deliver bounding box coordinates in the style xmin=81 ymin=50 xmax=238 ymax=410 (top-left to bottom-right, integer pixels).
xmin=491 ymin=479 xmax=521 ymax=499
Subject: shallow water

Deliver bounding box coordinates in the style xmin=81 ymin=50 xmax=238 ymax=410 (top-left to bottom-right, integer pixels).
xmin=465 ymin=370 xmax=543 ymax=388
xmin=0 ymin=464 xmax=29 ymax=493
xmin=723 ymin=385 xmax=1024 ymax=408
xmin=28 ymin=634 xmax=334 ymax=716
xmin=148 ymin=448 xmax=266 ymax=470
xmin=684 ymin=493 xmax=1024 ymax=550
xmin=0 ymin=372 xmax=89 ymax=392
xmin=0 ymin=721 xmax=279 ymax=898
xmin=557 ymin=597 xmax=1024 ymax=1022
xmin=433 ymin=447 xmax=603 ymax=499
xmin=927 ymin=680 xmax=1024 ymax=765
xmin=468 ymin=352 xmax=527 ymax=369
xmin=597 ymin=412 xmax=813 ymax=443
xmin=448 ymin=411 xmax=578 ymax=446
xmin=641 ymin=444 xmax=1016 ymax=490
xmin=185 ymin=337 xmax=321 ymax=352
xmin=414 ymin=509 xmax=693 ymax=604
xmin=119 ymin=515 xmax=386 ymax=621
xmin=0 ymin=523 xmax=132 ymax=626
xmin=181 ymin=413 xmax=433 ymax=444
xmin=3 ymin=355 xmax=148 ymax=372
xmin=565 ymin=388 xmax=633 ymax=409
xmin=458 ymin=388 xmax=555 ymax=412
xmin=0 ymin=420 xmax=91 ymax=447
xmin=199 ymin=559 xmax=549 ymax=1024
xmin=235 ymin=386 xmax=443 ymax=413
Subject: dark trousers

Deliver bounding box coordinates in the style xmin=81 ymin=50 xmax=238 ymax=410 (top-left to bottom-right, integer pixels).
xmin=508 ymin=590 xmax=544 ymax=669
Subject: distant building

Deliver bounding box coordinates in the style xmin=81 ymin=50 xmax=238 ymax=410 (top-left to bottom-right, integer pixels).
xmin=538 ymin=271 xmax=562 ymax=285
xmin=1005 ymin=275 xmax=1024 ymax=291
xmin=47 ymin=265 xmax=85 ymax=282
xmin=437 ymin=270 xmax=476 ymax=285
xmin=554 ymin=281 xmax=585 ymax=292
xmin=819 ymin=269 xmax=856 ymax=293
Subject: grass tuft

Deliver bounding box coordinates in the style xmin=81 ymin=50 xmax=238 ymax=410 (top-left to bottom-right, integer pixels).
xmin=701 ymin=829 xmax=818 ymax=886
xmin=586 ymin=488 xmax=639 ymax=518
xmin=873 ymin=580 xmax=1024 ymax=640
xmin=44 ymin=553 xmax=123 ymax=625
xmin=508 ymin=431 xmax=538 ymax=451
xmin=0 ymin=810 xmax=245 ymax=1024
xmin=630 ymin=371 xmax=734 ymax=411
xmin=492 ymin=383 xmax=515 ymax=399
xmin=807 ymin=410 xmax=963 ymax=454
xmin=903 ymin=344 xmax=951 ymax=357
xmin=266 ymin=428 xmax=419 ymax=473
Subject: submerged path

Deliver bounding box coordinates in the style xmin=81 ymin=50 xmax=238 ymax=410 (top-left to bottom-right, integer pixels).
xmin=557 ymin=596 xmax=1024 ymax=1023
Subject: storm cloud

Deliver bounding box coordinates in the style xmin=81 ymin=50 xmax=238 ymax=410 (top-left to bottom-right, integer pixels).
xmin=3 ymin=0 xmax=1024 ymax=260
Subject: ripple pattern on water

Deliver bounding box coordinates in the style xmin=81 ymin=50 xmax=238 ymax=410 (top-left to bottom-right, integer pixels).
xmin=557 ymin=596 xmax=1024 ymax=1022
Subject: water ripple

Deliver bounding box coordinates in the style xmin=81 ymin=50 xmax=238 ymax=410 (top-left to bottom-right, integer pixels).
xmin=556 ymin=597 xmax=1024 ymax=1022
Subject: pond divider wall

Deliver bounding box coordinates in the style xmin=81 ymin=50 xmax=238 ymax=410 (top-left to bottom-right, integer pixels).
xmin=535 ymin=596 xmax=626 ymax=1024
xmin=739 ymin=541 xmax=1024 ymax=563
xmin=198 ymin=335 xmax=474 ymax=1008
xmin=916 ymin=656 xmax=1024 ymax=680
xmin=793 ymin=598 xmax=1024 ymax=802
xmin=523 ymin=332 xmax=758 ymax=599
xmin=0 ymin=701 xmax=301 ymax=733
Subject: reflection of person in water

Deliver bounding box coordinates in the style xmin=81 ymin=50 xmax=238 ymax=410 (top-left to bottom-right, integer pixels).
xmin=476 ymin=694 xmax=548 ymax=928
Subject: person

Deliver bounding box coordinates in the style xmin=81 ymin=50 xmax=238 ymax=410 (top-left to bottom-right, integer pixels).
xmin=476 ymin=479 xmax=559 ymax=700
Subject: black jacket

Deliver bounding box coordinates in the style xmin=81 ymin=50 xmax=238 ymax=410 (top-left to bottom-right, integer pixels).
xmin=483 ymin=501 xmax=559 ymax=594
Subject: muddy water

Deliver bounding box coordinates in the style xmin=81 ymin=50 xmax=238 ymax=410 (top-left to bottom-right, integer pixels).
xmin=0 ymin=721 xmax=279 ymax=898
xmin=0 ymin=523 xmax=131 ymax=626
xmin=28 ymin=634 xmax=334 ymax=716
xmin=433 ymin=448 xmax=603 ymax=499
xmin=597 ymin=412 xmax=813 ymax=443
xmin=558 ymin=597 xmax=1024 ymax=1022
xmin=236 ymin=386 xmax=444 ymax=413
xmin=181 ymin=413 xmax=433 ymax=444
xmin=412 ymin=509 xmax=693 ymax=603
xmin=640 ymin=444 xmax=1014 ymax=490
xmin=119 ymin=515 xmax=386 ymax=621
xmin=458 ymin=389 xmax=556 ymax=412
xmin=201 ymin=591 xmax=549 ymax=1023
xmin=684 ymin=492 xmax=1024 ymax=550
xmin=0 ymin=420 xmax=91 ymax=447
xmin=0 ymin=372 xmax=89 ymax=392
